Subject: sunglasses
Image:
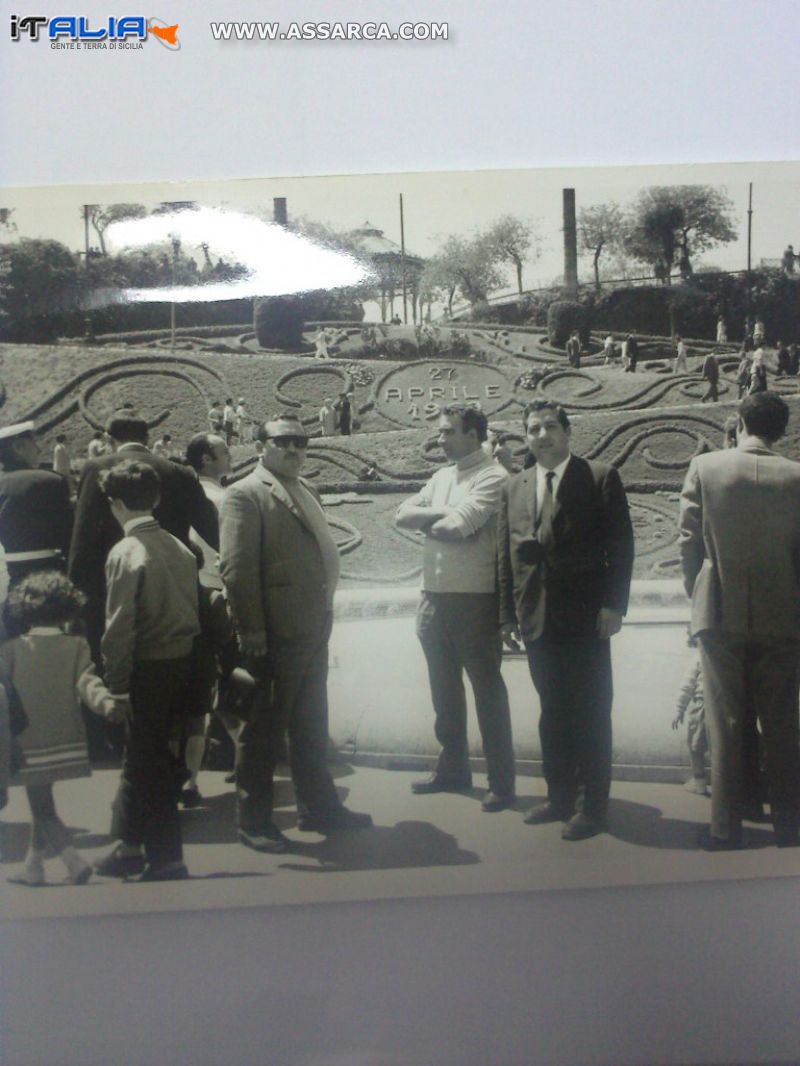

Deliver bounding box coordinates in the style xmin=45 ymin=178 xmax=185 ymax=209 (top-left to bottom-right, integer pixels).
xmin=265 ymin=435 xmax=309 ymax=449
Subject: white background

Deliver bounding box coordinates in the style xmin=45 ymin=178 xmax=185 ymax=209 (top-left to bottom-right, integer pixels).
xmin=2 ymin=2 xmax=800 ymax=1063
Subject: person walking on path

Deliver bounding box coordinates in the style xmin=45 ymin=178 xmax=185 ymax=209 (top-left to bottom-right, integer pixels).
xmin=674 ymin=336 xmax=689 ymax=374
xmin=701 ymin=350 xmax=720 ymax=402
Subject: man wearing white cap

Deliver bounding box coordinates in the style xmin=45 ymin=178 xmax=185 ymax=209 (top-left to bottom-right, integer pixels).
xmin=0 ymin=421 xmax=73 ymax=590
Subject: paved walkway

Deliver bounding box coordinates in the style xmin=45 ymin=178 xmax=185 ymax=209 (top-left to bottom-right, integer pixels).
xmin=2 ymin=764 xmax=799 ymax=921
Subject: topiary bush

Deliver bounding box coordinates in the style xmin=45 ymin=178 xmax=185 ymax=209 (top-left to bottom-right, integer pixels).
xmin=547 ymin=300 xmax=586 ymax=348
xmin=254 ymin=296 xmax=307 ymax=350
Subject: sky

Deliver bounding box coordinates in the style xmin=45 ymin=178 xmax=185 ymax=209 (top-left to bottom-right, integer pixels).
xmin=2 ymin=160 xmax=799 ymax=303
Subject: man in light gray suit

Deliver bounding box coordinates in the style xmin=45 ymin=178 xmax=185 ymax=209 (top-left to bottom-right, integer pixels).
xmin=679 ymin=392 xmax=800 ymax=850
xmin=219 ymin=413 xmax=371 ymax=852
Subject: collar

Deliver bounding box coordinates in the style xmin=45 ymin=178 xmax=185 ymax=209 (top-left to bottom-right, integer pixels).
xmin=199 ymin=476 xmax=222 ymax=490
xmin=116 ymin=442 xmax=149 ymax=454
xmin=26 ymin=626 xmax=63 ymax=636
xmin=123 ymin=515 xmax=156 ymax=535
xmin=738 ymin=438 xmax=776 ymax=456
xmin=536 ymin=454 xmax=572 ymax=483
xmin=456 ymin=448 xmax=491 ymax=473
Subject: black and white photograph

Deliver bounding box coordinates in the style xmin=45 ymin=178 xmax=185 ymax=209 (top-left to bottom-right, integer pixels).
xmin=2 ymin=161 xmax=800 ymax=923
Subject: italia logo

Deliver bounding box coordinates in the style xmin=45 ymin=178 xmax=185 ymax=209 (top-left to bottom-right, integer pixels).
xmin=9 ymin=15 xmax=180 ymax=49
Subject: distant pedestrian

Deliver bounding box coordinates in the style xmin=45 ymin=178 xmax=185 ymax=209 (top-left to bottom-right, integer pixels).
xmin=674 ymin=336 xmax=689 ymax=374
xmin=701 ymin=350 xmax=720 ymax=402
xmin=565 ymin=330 xmax=581 ymax=368
xmin=736 ymin=351 xmax=752 ymax=398
xmin=603 ymin=333 xmax=616 ymax=365
xmin=222 ymin=399 xmax=236 ymax=445
xmin=87 ymin=431 xmax=109 ymax=459
xmin=776 ymin=340 xmax=791 ymax=376
xmin=716 ymin=315 xmax=728 ymax=343
xmin=313 ymin=327 xmax=330 ymax=359
xmin=749 ymin=349 xmax=768 ymax=394
xmin=153 ymin=433 xmax=172 ymax=459
xmin=782 ymin=245 xmax=795 ymax=275
xmin=319 ymin=397 xmax=337 ymax=437
xmin=335 ymin=391 xmax=353 ymax=436
xmin=234 ymin=398 xmax=251 ymax=441
xmin=790 ymin=344 xmax=800 ymax=376
xmin=52 ymin=435 xmax=71 ymax=478
xmin=753 ymin=317 xmax=766 ymax=346
xmin=624 ymin=334 xmax=639 ymax=373
xmin=208 ymin=401 xmax=224 ymax=435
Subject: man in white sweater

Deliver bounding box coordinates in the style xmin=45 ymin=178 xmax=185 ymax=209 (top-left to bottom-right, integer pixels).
xmin=396 ymin=404 xmax=516 ymax=811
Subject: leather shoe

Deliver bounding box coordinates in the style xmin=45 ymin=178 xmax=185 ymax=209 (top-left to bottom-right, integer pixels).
xmin=698 ymin=827 xmax=742 ymax=851
xmin=481 ymin=792 xmax=516 ymax=812
xmin=136 ymin=862 xmax=189 ymax=882
xmin=523 ymin=802 xmax=569 ymax=825
xmin=411 ymin=775 xmax=472 ymax=795
xmin=238 ymin=825 xmax=290 ymax=853
xmin=94 ymin=845 xmax=146 ymax=878
xmin=561 ymin=813 xmax=603 ymax=841
xmin=297 ymin=807 xmax=373 ymax=832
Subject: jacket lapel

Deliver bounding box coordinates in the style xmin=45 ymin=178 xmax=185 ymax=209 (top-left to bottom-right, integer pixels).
xmin=551 ymin=454 xmax=578 ymax=527
xmin=517 ymin=468 xmax=537 ymax=531
xmin=255 ymin=466 xmax=313 ymax=533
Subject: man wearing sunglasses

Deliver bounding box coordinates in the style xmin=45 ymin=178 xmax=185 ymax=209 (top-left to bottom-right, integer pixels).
xmin=219 ymin=413 xmax=371 ymax=852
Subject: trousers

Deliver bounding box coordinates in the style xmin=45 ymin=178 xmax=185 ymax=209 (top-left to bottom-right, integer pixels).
xmin=698 ymin=630 xmax=800 ymax=840
xmin=116 ymin=657 xmax=191 ymax=866
xmin=526 ymin=636 xmax=613 ymax=820
xmin=416 ymin=592 xmax=516 ymax=797
xmin=236 ymin=614 xmax=340 ymax=830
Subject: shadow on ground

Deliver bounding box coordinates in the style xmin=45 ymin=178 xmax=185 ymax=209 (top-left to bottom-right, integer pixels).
xmin=278 ymin=821 xmax=479 ymax=873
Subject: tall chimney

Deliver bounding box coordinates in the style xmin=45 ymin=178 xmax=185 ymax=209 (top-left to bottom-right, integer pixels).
xmin=563 ymin=188 xmax=578 ymax=297
xmin=273 ymin=197 xmax=288 ymax=227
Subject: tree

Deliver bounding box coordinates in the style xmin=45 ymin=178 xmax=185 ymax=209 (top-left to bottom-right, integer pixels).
xmin=0 ymin=238 xmax=81 ymax=340
xmin=578 ymin=202 xmax=625 ymax=291
xmin=86 ymin=203 xmax=147 ymax=256
xmin=430 ymin=234 xmax=504 ymax=313
xmin=483 ymin=215 xmax=540 ymax=294
xmin=624 ymin=186 xmax=737 ymax=284
xmin=0 ymin=209 xmax=17 ymax=236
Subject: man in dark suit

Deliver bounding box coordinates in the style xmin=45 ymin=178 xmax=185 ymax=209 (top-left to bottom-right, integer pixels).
xmin=69 ymin=413 xmax=219 ymax=668
xmin=0 ymin=421 xmax=73 ymax=590
xmin=498 ymin=399 xmax=634 ymax=840
xmin=219 ymin=413 xmax=371 ymax=853
xmin=679 ymin=391 xmax=800 ymax=849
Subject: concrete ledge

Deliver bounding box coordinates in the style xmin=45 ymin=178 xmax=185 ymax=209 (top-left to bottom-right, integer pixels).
xmin=329 ymin=580 xmax=695 ymax=783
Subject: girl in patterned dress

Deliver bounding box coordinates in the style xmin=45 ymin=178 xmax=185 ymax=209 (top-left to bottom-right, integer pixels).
xmin=2 ymin=571 xmax=114 ymax=886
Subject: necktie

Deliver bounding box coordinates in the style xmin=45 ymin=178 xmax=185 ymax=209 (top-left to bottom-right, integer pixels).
xmin=537 ymin=471 xmax=555 ymax=548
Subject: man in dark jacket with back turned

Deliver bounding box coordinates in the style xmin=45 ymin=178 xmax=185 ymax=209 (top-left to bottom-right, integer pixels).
xmin=69 ymin=413 xmax=219 ymax=670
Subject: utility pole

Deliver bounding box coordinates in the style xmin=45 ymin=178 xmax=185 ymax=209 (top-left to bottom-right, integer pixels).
xmin=400 ymin=193 xmax=408 ymax=324
xmin=83 ymin=204 xmax=94 ymax=340
xmin=746 ymin=182 xmax=753 ymax=318
xmin=562 ymin=189 xmax=578 ymax=298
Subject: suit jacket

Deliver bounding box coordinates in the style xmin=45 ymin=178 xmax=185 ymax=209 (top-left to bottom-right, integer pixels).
xmin=679 ymin=440 xmax=800 ymax=637
xmin=219 ymin=464 xmax=332 ymax=643
xmin=68 ymin=443 xmax=218 ymax=602
xmin=498 ymin=455 xmax=634 ymax=642
xmin=0 ymin=468 xmax=72 ymax=563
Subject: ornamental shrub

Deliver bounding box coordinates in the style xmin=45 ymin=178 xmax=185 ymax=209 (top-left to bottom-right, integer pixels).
xmin=547 ymin=300 xmax=586 ymax=348
xmin=254 ymin=296 xmax=306 ymax=350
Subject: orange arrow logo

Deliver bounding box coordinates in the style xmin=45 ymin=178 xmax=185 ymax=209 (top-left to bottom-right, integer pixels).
xmin=149 ymin=22 xmax=178 ymax=44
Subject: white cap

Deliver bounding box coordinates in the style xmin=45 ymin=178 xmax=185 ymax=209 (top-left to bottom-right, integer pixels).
xmin=0 ymin=421 xmax=34 ymax=441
